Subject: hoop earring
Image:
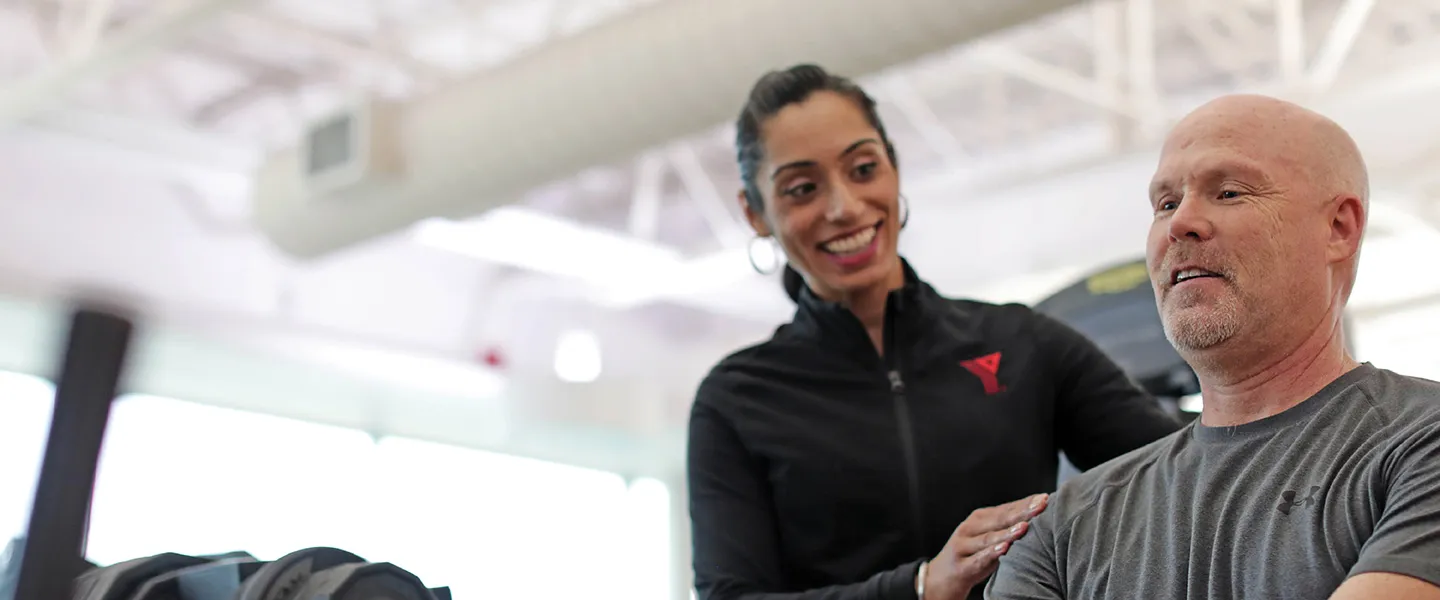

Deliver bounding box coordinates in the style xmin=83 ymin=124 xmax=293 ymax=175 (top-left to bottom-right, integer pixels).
xmin=899 ymin=195 xmax=910 ymax=230
xmin=748 ymin=236 xmax=782 ymax=275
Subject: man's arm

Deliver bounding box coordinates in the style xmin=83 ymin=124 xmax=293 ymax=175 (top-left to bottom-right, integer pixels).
xmin=982 ymin=501 xmax=1063 ymax=600
xmin=1030 ymin=310 xmax=1181 ymax=470
xmin=1330 ymin=573 xmax=1440 ymax=600
xmin=1337 ymin=421 xmax=1440 ymax=598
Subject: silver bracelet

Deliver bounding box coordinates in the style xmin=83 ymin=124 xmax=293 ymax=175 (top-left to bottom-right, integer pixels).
xmin=915 ymin=561 xmax=928 ymax=599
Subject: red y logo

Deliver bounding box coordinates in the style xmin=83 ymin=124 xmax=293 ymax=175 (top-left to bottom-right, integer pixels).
xmin=960 ymin=352 xmax=1005 ymax=395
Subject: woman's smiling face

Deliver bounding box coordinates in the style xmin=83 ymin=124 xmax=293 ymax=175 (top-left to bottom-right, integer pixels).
xmin=742 ymin=90 xmax=903 ymax=299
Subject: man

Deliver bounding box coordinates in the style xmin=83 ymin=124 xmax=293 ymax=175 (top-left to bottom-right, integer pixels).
xmin=985 ymin=93 xmax=1440 ymax=599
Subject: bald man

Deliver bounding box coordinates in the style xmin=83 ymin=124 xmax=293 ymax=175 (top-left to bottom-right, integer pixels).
xmin=985 ymin=94 xmax=1440 ymax=600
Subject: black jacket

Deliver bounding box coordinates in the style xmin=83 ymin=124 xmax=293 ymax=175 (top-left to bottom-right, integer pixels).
xmin=687 ymin=262 xmax=1181 ymax=600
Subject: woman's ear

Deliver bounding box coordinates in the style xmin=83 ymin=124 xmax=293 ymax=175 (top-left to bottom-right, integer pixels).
xmin=739 ymin=190 xmax=772 ymax=237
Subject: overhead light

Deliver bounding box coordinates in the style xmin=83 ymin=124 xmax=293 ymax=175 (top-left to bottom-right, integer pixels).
xmin=412 ymin=208 xmax=682 ymax=291
xmin=554 ymin=329 xmax=602 ymax=383
xmin=415 ymin=208 xmax=766 ymax=308
xmin=597 ymin=247 xmax=759 ymax=307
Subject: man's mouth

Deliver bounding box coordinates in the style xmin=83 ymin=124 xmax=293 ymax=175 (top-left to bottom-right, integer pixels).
xmin=1171 ymin=267 xmax=1223 ymax=286
xmin=820 ymin=222 xmax=882 ymax=256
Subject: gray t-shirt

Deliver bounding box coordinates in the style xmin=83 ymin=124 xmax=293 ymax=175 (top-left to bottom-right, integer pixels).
xmin=986 ymin=363 xmax=1440 ymax=599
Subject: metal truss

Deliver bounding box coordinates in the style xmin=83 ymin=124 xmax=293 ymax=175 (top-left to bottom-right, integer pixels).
xmin=5 ymin=0 xmax=1440 ymax=259
xmin=886 ymin=0 xmax=1393 ymax=161
xmin=0 ymin=0 xmax=643 ymax=193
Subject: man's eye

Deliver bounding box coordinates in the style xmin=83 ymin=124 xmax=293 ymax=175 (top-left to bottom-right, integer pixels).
xmin=1219 ymin=190 xmax=1241 ymax=199
xmin=1158 ymin=200 xmax=1179 ymax=212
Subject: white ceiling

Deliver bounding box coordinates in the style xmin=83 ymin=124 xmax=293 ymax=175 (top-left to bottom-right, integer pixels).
xmin=2 ymin=0 xmax=1440 ymax=474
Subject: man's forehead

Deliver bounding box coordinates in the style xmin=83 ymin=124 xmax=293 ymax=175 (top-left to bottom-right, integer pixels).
xmin=1165 ymin=116 xmax=1276 ymax=151
xmin=1156 ymin=119 xmax=1283 ymax=176
xmin=1149 ymin=149 xmax=1281 ymax=201
xmin=1151 ymin=153 xmax=1268 ymax=187
xmin=1160 ymin=96 xmax=1315 ymax=165
xmin=1157 ymin=135 xmax=1262 ymax=173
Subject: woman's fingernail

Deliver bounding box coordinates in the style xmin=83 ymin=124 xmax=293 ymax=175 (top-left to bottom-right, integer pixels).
xmin=1010 ymin=524 xmax=1022 ymax=534
xmin=995 ymin=542 xmax=1007 ymax=553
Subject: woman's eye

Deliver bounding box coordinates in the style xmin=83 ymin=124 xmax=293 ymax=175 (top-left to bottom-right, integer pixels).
xmin=783 ymin=182 xmax=816 ymax=197
xmin=853 ymin=163 xmax=877 ymax=178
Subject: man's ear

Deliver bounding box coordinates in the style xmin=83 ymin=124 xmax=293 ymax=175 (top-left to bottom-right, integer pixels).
xmin=739 ymin=190 xmax=772 ymax=237
xmin=1328 ymin=195 xmax=1365 ymax=264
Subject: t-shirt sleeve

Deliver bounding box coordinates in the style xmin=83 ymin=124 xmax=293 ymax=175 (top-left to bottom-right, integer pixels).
xmin=1349 ymin=421 xmax=1440 ymax=587
xmin=984 ymin=500 xmax=1065 ymax=600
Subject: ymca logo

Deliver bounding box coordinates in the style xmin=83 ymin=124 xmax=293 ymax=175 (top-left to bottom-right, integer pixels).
xmin=960 ymin=352 xmax=1006 ymax=395
xmin=1276 ymin=485 xmax=1323 ymax=515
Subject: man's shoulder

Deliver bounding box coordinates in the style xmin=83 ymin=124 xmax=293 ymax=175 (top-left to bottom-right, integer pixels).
xmin=1356 ymin=366 xmax=1440 ymax=417
xmin=1048 ymin=427 xmax=1188 ymax=527
xmin=1334 ymin=366 xmax=1440 ymax=449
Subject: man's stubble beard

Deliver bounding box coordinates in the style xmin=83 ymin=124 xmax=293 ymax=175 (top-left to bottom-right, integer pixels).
xmin=1161 ymin=290 xmax=1245 ymax=352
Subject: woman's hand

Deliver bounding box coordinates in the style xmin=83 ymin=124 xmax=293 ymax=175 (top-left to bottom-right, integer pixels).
xmin=920 ymin=493 xmax=1048 ymax=599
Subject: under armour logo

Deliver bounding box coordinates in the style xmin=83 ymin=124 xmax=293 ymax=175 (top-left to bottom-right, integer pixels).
xmin=1276 ymin=485 xmax=1323 ymax=515
xmin=960 ymin=352 xmax=1006 ymax=395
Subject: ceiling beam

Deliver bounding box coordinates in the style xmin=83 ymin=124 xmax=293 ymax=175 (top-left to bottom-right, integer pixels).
xmin=0 ymin=0 xmax=248 ymax=131
xmin=226 ymin=11 xmax=446 ymax=86
xmin=1307 ymin=0 xmax=1376 ymax=92
xmin=1274 ymin=0 xmax=1305 ymax=85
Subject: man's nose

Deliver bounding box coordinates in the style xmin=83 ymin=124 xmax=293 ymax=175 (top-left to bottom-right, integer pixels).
xmin=1168 ymin=197 xmax=1215 ymax=242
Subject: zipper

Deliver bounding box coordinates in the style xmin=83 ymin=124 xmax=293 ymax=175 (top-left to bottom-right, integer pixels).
xmin=883 ymin=304 xmax=927 ymax=558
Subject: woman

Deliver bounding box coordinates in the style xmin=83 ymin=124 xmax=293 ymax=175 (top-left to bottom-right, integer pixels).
xmin=687 ymin=65 xmax=1182 ymax=600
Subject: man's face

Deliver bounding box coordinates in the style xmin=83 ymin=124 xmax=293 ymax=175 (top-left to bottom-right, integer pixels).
xmin=1145 ymin=117 xmax=1331 ymax=355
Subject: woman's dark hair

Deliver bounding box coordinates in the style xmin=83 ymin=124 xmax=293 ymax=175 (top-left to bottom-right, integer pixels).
xmin=733 ymin=64 xmax=898 ymax=301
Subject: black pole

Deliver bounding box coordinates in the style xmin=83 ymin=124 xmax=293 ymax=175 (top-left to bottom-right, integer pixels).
xmin=12 ymin=306 xmax=134 ymax=600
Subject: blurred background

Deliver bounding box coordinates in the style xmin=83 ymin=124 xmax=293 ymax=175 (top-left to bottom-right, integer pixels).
xmin=2 ymin=0 xmax=1439 ymax=598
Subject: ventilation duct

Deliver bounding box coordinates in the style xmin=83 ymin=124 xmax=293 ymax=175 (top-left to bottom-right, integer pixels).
xmin=253 ymin=0 xmax=1085 ymax=257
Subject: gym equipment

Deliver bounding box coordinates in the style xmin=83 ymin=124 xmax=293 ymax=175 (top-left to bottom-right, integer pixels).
xmin=1036 ymin=259 xmax=1187 ymax=483
xmin=73 ymin=553 xmax=211 ymax=600
xmin=277 ymin=561 xmax=434 ymax=600
xmin=129 ymin=555 xmax=261 ymax=600
xmin=1035 ymin=258 xmax=1359 ymax=403
xmin=1034 ymin=259 xmax=1194 ymax=399
xmin=110 ymin=547 xmax=440 ymax=600
xmin=1 ymin=537 xmax=21 ymax=600
xmin=233 ymin=547 xmax=366 ymax=600
xmin=12 ymin=306 xmax=134 ymax=600
xmin=60 ymin=547 xmax=445 ymax=600
xmin=4 ymin=305 xmax=453 ymax=600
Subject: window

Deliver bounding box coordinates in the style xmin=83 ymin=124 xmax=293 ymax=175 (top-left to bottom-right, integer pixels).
xmin=73 ymin=391 xmax=670 ymax=600
xmin=0 ymin=372 xmax=55 ymax=544
xmin=85 ymin=394 xmax=381 ymax=564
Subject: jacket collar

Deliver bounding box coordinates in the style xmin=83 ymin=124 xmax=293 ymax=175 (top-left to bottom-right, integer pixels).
xmin=787 ymin=258 xmax=982 ymax=360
